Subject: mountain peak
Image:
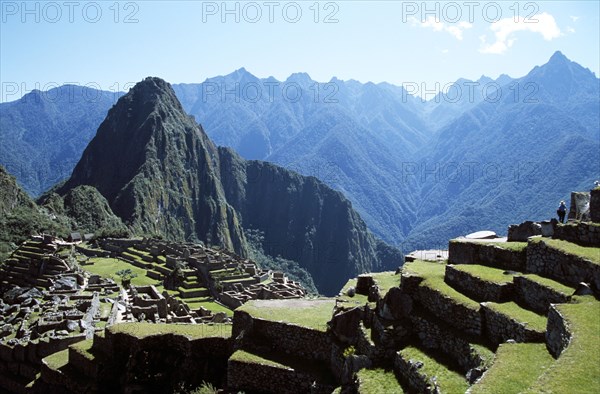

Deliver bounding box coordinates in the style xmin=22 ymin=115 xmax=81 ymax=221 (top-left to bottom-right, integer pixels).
xmin=549 ymin=50 xmax=569 ymax=64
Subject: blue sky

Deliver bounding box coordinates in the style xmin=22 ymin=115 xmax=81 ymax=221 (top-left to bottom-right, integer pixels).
xmin=1 ymin=1 xmax=598 ymax=101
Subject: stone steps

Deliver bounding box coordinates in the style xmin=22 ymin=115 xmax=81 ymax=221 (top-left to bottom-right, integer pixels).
xmin=394 ymin=345 xmax=470 ymax=393
xmin=227 ymin=349 xmax=337 ymax=394
xmin=480 ymin=302 xmax=546 ymax=346
xmin=445 ymin=264 xmax=516 ymax=302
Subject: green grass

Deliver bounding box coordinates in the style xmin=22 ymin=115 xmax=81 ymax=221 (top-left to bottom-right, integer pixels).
xmin=108 ymin=322 xmax=232 ymax=339
xmin=236 ymin=299 xmax=335 ymax=332
xmin=451 ymin=240 xmax=527 ymax=252
xmin=43 ymin=349 xmax=69 ymax=370
xmin=450 ymin=264 xmax=515 ymax=284
xmin=70 ymin=339 xmax=95 ymax=361
xmin=398 ymin=346 xmax=469 ymax=393
xmin=83 ymin=257 xmax=158 ymax=287
xmin=229 ymin=350 xmax=291 ymax=369
xmin=229 ymin=349 xmax=336 ymax=384
xmin=470 ymin=343 xmax=554 ymax=393
xmin=128 ymin=247 xmax=151 ymax=257
xmin=356 ymin=368 xmax=402 ymax=394
xmin=185 ymin=298 xmax=233 ymax=316
xmin=525 ymin=297 xmax=600 ymax=392
xmin=371 ymin=271 xmax=400 ymax=294
xmin=538 ymin=238 xmax=600 ymax=265
xmin=337 ymin=278 xmax=369 ymax=305
xmin=403 ymin=260 xmax=480 ymax=309
xmin=518 ymin=273 xmax=575 ymax=295
xmin=485 ymin=302 xmax=547 ymax=332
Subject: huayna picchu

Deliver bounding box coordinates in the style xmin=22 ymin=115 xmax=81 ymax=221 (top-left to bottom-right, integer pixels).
xmin=0 ymin=189 xmax=598 ymax=393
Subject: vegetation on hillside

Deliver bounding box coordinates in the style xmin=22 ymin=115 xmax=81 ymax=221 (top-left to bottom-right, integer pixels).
xmin=245 ymin=228 xmax=318 ymax=294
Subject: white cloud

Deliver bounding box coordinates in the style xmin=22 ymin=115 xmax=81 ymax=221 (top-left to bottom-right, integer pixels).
xmin=442 ymin=49 xmax=449 ymax=54
xmin=480 ymin=12 xmax=562 ymax=54
xmin=566 ymin=26 xmax=576 ymax=34
xmin=419 ymin=16 xmax=472 ymax=41
xmin=570 ymin=16 xmax=580 ymax=22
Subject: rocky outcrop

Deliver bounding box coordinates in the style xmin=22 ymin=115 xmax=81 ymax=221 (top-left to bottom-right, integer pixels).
xmin=591 ymin=188 xmax=600 ymax=223
xmin=568 ymin=191 xmax=590 ymax=221
xmin=546 ymin=305 xmax=571 ymax=358
xmin=508 ymin=221 xmax=542 ymax=241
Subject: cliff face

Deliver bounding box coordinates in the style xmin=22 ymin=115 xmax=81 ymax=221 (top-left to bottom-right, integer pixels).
xmin=58 ymin=77 xmax=402 ymax=294
xmin=59 ymin=78 xmax=247 ymax=254
xmin=219 ymin=148 xmax=402 ymax=294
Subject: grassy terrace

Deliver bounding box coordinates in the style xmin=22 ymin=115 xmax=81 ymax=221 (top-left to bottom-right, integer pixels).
xmin=451 ymin=239 xmax=528 ymax=252
xmin=236 ymin=299 xmax=335 ymax=332
xmin=229 ymin=349 xmax=337 ymax=385
xmin=398 ymin=346 xmax=469 ymax=393
xmin=403 ymin=260 xmax=480 ymax=309
xmin=484 ymin=302 xmax=547 ymax=332
xmin=185 ymin=297 xmax=233 ymax=316
xmin=229 ymin=350 xmax=291 ymax=370
xmin=337 ymin=278 xmax=369 ymax=305
xmin=470 ymin=343 xmax=554 ymax=393
xmin=83 ymin=257 xmax=157 ymax=287
xmin=535 ymin=238 xmax=600 ymax=264
xmin=518 ymin=273 xmax=575 ymax=295
xmin=70 ymin=339 xmax=95 ymax=361
xmin=43 ymin=349 xmax=69 ymax=371
xmin=371 ymin=271 xmax=400 ymax=294
xmin=356 ymin=368 xmax=402 ymax=393
xmin=108 ymin=322 xmax=232 ymax=339
xmin=525 ymin=297 xmax=600 ymax=392
xmin=450 ymin=264 xmax=515 ymax=284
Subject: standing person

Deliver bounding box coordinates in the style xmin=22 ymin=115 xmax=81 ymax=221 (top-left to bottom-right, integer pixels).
xmin=557 ymin=200 xmax=567 ymax=223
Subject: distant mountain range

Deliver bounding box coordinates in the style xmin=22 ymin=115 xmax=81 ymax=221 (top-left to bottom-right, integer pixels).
xmin=1 ymin=51 xmax=598 ymax=255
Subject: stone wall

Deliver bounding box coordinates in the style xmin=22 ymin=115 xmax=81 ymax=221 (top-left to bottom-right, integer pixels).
xmin=415 ymin=285 xmax=482 ymax=336
xmin=227 ymin=354 xmax=335 ymax=394
xmin=513 ymin=276 xmax=571 ymax=314
xmin=480 ymin=304 xmax=545 ymax=345
xmin=449 ymin=241 xmax=526 ymax=271
xmin=94 ymin=329 xmax=232 ymax=392
xmin=526 ymin=239 xmax=600 ymax=289
xmin=233 ymin=310 xmax=332 ymax=362
xmin=445 ymin=265 xmax=513 ymax=302
xmin=410 ymin=313 xmax=486 ymax=374
xmin=553 ymin=222 xmax=600 ymax=247
xmin=0 ymin=335 xmax=85 ymax=392
xmin=546 ymin=305 xmax=571 ymax=358
xmin=591 ymin=189 xmax=600 ymax=223
xmin=394 ymin=351 xmax=439 ymax=393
